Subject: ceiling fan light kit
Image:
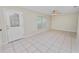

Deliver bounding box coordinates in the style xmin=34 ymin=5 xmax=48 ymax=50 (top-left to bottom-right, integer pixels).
xmin=52 ymin=10 xmax=60 ymax=16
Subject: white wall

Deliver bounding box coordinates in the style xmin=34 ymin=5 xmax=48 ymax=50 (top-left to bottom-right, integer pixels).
xmin=0 ymin=19 xmax=2 ymax=47
xmin=0 ymin=7 xmax=50 ymax=45
xmin=76 ymin=16 xmax=79 ymax=52
xmin=0 ymin=8 xmax=3 ymax=47
xmin=51 ymin=14 xmax=78 ymax=32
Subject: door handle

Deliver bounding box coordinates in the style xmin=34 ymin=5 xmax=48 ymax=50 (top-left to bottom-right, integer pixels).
xmin=0 ymin=29 xmax=2 ymax=31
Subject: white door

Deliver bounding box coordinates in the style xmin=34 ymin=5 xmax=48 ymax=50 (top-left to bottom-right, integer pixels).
xmin=4 ymin=10 xmax=24 ymax=42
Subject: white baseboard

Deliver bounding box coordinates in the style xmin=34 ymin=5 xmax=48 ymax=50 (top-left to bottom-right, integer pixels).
xmin=51 ymin=28 xmax=76 ymax=33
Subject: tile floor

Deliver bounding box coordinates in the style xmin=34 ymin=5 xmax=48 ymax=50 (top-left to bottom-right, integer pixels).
xmin=0 ymin=30 xmax=76 ymax=53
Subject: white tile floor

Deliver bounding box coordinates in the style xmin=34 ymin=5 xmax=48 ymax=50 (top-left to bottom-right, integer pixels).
xmin=0 ymin=30 xmax=76 ymax=53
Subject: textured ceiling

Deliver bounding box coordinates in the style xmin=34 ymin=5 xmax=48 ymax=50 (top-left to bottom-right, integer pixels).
xmin=24 ymin=6 xmax=79 ymax=15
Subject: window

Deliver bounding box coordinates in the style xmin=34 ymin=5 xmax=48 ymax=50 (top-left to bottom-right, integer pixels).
xmin=37 ymin=16 xmax=47 ymax=29
xmin=10 ymin=13 xmax=20 ymax=27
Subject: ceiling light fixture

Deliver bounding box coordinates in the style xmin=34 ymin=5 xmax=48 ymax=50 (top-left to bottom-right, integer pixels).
xmin=52 ymin=10 xmax=60 ymax=16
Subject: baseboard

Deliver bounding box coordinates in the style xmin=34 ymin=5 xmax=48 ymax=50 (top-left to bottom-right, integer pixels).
xmin=51 ymin=29 xmax=76 ymax=33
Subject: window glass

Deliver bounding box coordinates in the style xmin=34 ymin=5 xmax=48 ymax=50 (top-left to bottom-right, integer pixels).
xmin=10 ymin=13 xmax=20 ymax=27
xmin=37 ymin=16 xmax=43 ymax=29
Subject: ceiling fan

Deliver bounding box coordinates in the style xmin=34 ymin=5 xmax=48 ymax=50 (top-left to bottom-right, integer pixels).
xmin=73 ymin=6 xmax=78 ymax=8
xmin=52 ymin=10 xmax=61 ymax=16
xmin=51 ymin=6 xmax=79 ymax=16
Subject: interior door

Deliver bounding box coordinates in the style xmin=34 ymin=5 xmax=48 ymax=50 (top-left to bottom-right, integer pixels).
xmin=4 ymin=10 xmax=24 ymax=42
